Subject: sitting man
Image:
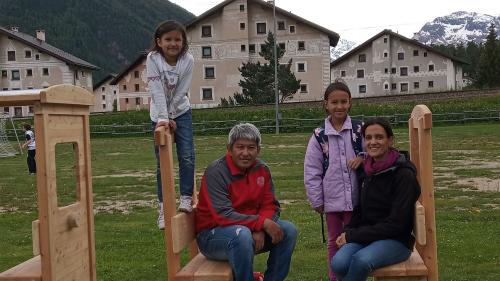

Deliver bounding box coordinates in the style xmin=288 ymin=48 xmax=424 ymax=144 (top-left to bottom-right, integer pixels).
xmin=195 ymin=123 xmax=298 ymax=281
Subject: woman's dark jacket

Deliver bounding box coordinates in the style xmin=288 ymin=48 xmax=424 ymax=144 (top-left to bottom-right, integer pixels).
xmin=344 ymin=152 xmax=421 ymax=249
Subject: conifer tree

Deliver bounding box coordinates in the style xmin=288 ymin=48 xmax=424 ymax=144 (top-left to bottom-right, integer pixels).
xmin=476 ymin=23 xmax=500 ymax=88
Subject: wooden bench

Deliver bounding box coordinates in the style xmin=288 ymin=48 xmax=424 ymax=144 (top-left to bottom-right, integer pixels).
xmin=0 ymin=85 xmax=97 ymax=281
xmin=370 ymin=105 xmax=438 ymax=281
xmin=155 ymin=127 xmax=233 ymax=281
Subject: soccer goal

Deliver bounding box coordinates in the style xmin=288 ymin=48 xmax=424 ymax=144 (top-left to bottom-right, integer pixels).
xmin=0 ymin=113 xmax=21 ymax=157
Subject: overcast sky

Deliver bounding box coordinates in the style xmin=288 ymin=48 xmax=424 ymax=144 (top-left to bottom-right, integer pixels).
xmin=170 ymin=0 xmax=499 ymax=44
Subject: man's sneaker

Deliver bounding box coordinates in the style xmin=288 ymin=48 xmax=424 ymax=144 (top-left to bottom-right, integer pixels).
xmin=157 ymin=202 xmax=165 ymax=230
xmin=178 ymin=196 xmax=193 ymax=213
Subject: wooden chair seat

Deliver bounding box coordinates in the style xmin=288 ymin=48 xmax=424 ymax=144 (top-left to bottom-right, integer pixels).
xmin=371 ymin=250 xmax=428 ymax=279
xmin=174 ymin=253 xmax=233 ymax=281
xmin=0 ymin=255 xmax=41 ymax=281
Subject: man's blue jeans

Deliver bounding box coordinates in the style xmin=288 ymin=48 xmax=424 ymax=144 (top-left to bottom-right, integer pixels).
xmin=152 ymin=109 xmax=195 ymax=202
xmin=331 ymin=239 xmax=411 ymax=281
xmin=197 ymin=220 xmax=298 ymax=281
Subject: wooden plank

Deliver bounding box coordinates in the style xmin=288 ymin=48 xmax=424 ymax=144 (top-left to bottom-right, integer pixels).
xmin=414 ymin=202 xmax=426 ymax=246
xmin=193 ymin=255 xmax=233 ymax=281
xmin=40 ymin=85 xmax=94 ymax=106
xmin=371 ymin=251 xmax=427 ymax=277
xmin=171 ymin=212 xmax=196 ymax=254
xmin=32 ymin=220 xmax=39 ymax=256
xmin=0 ymin=94 xmax=40 ymax=106
xmin=0 ymin=255 xmax=41 ymax=281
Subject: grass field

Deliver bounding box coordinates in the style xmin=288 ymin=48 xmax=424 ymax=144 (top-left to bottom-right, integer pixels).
xmin=1 ymin=123 xmax=499 ymax=280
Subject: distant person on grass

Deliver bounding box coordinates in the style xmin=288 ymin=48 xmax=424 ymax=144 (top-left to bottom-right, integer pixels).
xmin=146 ymin=20 xmax=195 ymax=230
xmin=331 ymin=117 xmax=421 ymax=281
xmin=195 ymin=123 xmax=297 ymax=281
xmin=304 ymin=80 xmax=364 ymax=281
xmin=21 ymin=123 xmax=36 ymax=175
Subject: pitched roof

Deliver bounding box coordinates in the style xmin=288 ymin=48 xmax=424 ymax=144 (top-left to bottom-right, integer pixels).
xmin=110 ymin=52 xmax=147 ymax=85
xmin=93 ymin=73 xmax=117 ymax=90
xmin=0 ymin=26 xmax=99 ymax=70
xmin=330 ymin=29 xmax=469 ymax=67
xmin=184 ymin=0 xmax=340 ymax=47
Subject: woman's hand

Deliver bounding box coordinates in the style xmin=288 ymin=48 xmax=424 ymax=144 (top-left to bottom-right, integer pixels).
xmin=314 ymin=205 xmax=324 ymax=214
xmin=336 ymin=232 xmax=347 ymax=247
xmin=348 ymin=156 xmax=363 ymax=170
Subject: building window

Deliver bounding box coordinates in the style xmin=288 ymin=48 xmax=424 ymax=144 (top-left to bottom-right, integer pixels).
xmin=414 ymin=66 xmax=419 ymax=73
xmin=397 ymin=52 xmax=404 ymax=60
xmin=340 ymin=70 xmax=346 ymax=77
xmin=81 ymin=71 xmax=86 ymax=77
xmin=14 ymin=107 xmax=22 ymax=117
xmin=297 ymin=63 xmax=305 ymax=72
xmin=7 ymin=51 xmax=15 ymax=61
xmin=26 ymin=69 xmax=33 ymax=76
xmin=134 ymin=71 xmax=139 ymax=78
xmin=384 ymin=68 xmax=388 ymax=74
xmin=249 ymin=44 xmax=256 ymax=53
xmin=25 ymin=50 xmax=32 ymax=58
xmin=384 ymin=84 xmax=389 ymax=90
xmin=1 ymin=70 xmax=7 ymax=77
xmin=42 ymin=68 xmax=49 ymax=76
xmin=202 ymin=88 xmax=213 ymax=100
xmin=241 ymin=44 xmax=246 ymax=52
xmin=278 ymin=21 xmax=285 ymax=30
xmin=256 ymin=23 xmax=266 ymax=34
xmin=201 ymin=25 xmax=212 ymax=37
xmin=202 ymin=46 xmax=212 ymax=58
xmin=279 ymin=43 xmax=286 ymax=50
xmin=134 ymin=84 xmax=139 ymax=92
xmin=428 ymin=81 xmax=434 ymax=88
xmin=102 ymin=95 xmax=106 ymax=100
xmin=103 ymin=104 xmax=106 ymax=110
xmin=383 ymin=37 xmax=388 ymax=43
xmin=260 ymin=44 xmax=265 ymax=53
xmin=205 ymin=67 xmax=215 ymax=79
xmin=240 ymin=4 xmax=245 ymax=11
xmin=359 ymin=85 xmax=366 ymax=94
xmin=383 ymin=52 xmax=388 ymax=58
xmin=391 ymin=67 xmax=396 ymax=74
xmin=240 ymin=22 xmax=245 ymax=30
xmin=3 ymin=107 xmax=9 ymax=112
xmin=123 ymin=85 xmax=127 ymax=91
xmin=400 ymin=67 xmax=408 ymax=76
xmin=101 ymin=87 xmax=105 ymax=92
xmin=413 ymin=50 xmax=419 ymax=56
xmin=358 ymin=54 xmax=366 ymax=62
xmin=357 ymin=69 xmax=364 ymax=78
xmin=428 ymin=64 xmax=434 ymax=72
xmin=298 ymin=41 xmax=305 ymax=50
xmin=414 ymin=82 xmax=420 ymax=89
xmin=424 ymin=52 xmax=427 ymax=57
xmin=289 ymin=25 xmax=295 ymax=33
xmin=135 ymin=97 xmax=140 ymax=105
xmin=125 ymin=98 xmax=129 ymax=103
xmin=400 ymin=83 xmax=408 ymax=92
xmin=35 ymin=54 xmax=40 ymax=60
xmin=300 ymin=84 xmax=308 ymax=93
xmin=11 ymin=70 xmax=20 ymax=81
xmin=391 ymin=83 xmax=397 ymax=90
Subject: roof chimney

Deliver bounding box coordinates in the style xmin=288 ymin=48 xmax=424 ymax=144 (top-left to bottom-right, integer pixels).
xmin=10 ymin=26 xmax=19 ymax=32
xmin=36 ymin=30 xmax=45 ymax=41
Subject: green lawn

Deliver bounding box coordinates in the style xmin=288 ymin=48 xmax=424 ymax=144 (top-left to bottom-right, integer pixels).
xmin=0 ymin=123 xmax=499 ymax=280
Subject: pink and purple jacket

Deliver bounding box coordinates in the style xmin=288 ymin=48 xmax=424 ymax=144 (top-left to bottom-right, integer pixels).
xmin=304 ymin=116 xmax=360 ymax=212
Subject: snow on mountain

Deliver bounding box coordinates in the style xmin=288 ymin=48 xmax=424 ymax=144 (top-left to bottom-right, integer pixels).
xmin=413 ymin=11 xmax=500 ymax=45
xmin=330 ymin=38 xmax=357 ymax=61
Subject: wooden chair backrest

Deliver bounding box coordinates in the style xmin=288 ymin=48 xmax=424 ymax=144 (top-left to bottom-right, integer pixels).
xmin=0 ymin=85 xmax=96 ymax=281
xmin=408 ymin=105 xmax=438 ymax=281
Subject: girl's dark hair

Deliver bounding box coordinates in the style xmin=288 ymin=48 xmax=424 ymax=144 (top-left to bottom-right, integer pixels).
xmin=149 ymin=20 xmax=189 ymax=58
xmin=323 ymin=79 xmax=352 ymax=100
xmin=361 ymin=117 xmax=394 ymax=138
xmin=23 ymin=123 xmax=31 ymax=130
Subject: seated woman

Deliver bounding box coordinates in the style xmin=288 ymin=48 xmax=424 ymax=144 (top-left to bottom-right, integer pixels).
xmin=331 ymin=117 xmax=421 ymax=281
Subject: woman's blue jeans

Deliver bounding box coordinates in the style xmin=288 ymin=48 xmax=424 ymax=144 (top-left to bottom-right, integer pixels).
xmin=152 ymin=109 xmax=195 ymax=202
xmin=197 ymin=220 xmax=298 ymax=281
xmin=331 ymin=239 xmax=411 ymax=281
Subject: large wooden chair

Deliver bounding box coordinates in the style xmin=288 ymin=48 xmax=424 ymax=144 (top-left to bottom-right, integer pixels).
xmin=370 ymin=104 xmax=438 ymax=281
xmin=0 ymin=85 xmax=96 ymax=281
xmin=155 ymin=127 xmax=232 ymax=281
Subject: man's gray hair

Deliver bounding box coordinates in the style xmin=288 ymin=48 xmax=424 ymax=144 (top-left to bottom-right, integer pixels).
xmin=228 ymin=123 xmax=261 ymax=148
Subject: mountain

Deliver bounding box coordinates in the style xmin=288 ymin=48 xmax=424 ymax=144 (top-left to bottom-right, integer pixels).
xmin=330 ymin=38 xmax=357 ymax=61
xmin=413 ymin=11 xmax=500 ymax=45
xmin=0 ymin=0 xmax=195 ymax=83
